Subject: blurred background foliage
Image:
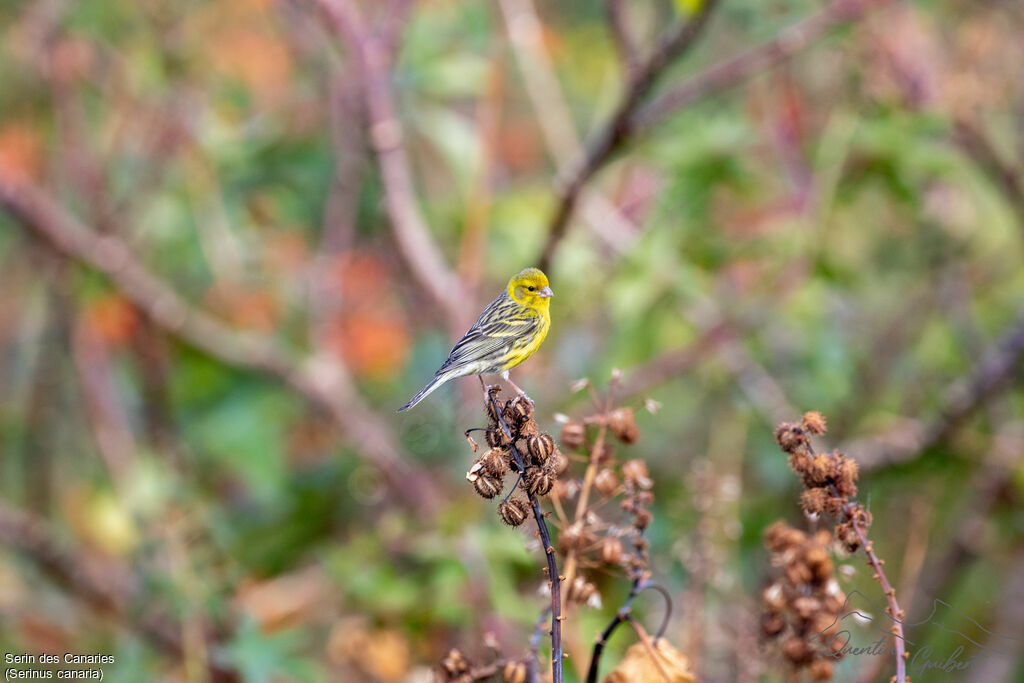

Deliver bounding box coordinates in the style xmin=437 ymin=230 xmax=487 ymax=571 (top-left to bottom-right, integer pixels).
xmin=0 ymin=0 xmax=1022 ymax=681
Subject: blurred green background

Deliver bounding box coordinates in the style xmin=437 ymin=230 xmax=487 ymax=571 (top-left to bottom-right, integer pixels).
xmin=1 ymin=0 xmax=1022 ymax=681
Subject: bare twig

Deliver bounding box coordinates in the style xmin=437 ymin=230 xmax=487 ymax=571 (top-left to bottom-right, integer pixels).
xmin=604 ymin=0 xmax=639 ymax=74
xmin=316 ymin=0 xmax=470 ymax=330
xmin=485 ymin=389 xmax=563 ymax=683
xmin=952 ymin=118 xmax=1024 ymax=229
xmin=803 ymin=434 xmax=907 ymax=683
xmin=0 ymin=175 xmax=440 ymax=512
xmin=850 ymin=308 xmax=1024 ymax=471
xmin=634 ymin=0 xmax=890 ymax=133
xmin=537 ymin=0 xmax=722 ymax=270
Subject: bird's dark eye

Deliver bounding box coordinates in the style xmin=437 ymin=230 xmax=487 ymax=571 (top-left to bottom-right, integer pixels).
xmin=527 ymin=286 xmax=535 ymax=291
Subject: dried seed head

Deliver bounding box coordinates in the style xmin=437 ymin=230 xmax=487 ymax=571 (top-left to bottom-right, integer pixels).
xmin=441 ymin=649 xmax=469 ymax=675
xmin=805 ymin=546 xmax=834 ymax=583
xmin=599 ymin=536 xmax=624 ymax=565
xmin=548 ymin=450 xmax=569 ymax=476
xmin=502 ymin=661 xmax=527 ymax=683
xmin=485 ymin=390 xmax=501 ymax=424
xmin=764 ymin=521 xmax=807 ymax=553
xmin=557 ymin=521 xmax=594 ymax=553
xmin=594 ymin=440 xmax=616 ymax=465
xmin=566 ymin=575 xmax=600 ymax=607
xmin=473 ymin=473 xmax=503 ymax=499
xmin=523 ymin=466 xmax=555 ymax=497
xmin=775 ymin=422 xmax=807 ymax=453
xmin=485 ymin=426 xmax=508 ymax=448
xmin=761 ymin=611 xmax=786 ymax=638
xmin=808 ymin=659 xmax=833 ymax=681
xmin=608 ymin=407 xmax=639 ymax=443
xmin=801 ymin=488 xmax=828 ymax=515
xmin=782 ymin=637 xmax=814 ymax=665
xmin=792 ymin=596 xmax=821 ymax=620
xmin=805 ymin=455 xmax=832 ymax=488
xmin=527 ymin=432 xmax=556 ymax=464
xmin=622 ymin=459 xmax=651 ymax=489
xmin=785 ymin=561 xmax=813 ymax=586
xmin=481 ymin=448 xmax=509 ymax=478
xmin=835 ymin=522 xmax=860 ymax=553
xmin=633 ymin=508 xmax=653 ymax=530
xmin=498 ymin=498 xmax=530 ymax=526
xmin=802 ymin=411 xmax=828 ymax=435
xmin=593 ymin=468 xmax=619 ymax=497
xmin=835 ymin=456 xmax=859 ymax=496
xmin=560 ymin=421 xmax=585 ymax=450
xmin=503 ymin=397 xmax=532 ymax=426
xmin=762 ymin=583 xmax=786 ymax=611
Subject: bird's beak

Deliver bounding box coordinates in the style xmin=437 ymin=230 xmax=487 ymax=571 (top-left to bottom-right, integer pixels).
xmin=539 ymin=286 xmax=553 ymax=298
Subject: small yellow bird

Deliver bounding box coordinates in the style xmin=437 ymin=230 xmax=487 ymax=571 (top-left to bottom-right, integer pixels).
xmin=399 ymin=267 xmax=553 ymax=411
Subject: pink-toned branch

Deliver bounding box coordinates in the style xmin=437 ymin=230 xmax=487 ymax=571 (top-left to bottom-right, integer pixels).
xmin=538 ymin=0 xmax=895 ymax=270
xmin=0 ymin=175 xmax=441 ymax=512
xmin=634 ymin=0 xmax=892 ymax=133
xmin=316 ymin=0 xmax=470 ymax=331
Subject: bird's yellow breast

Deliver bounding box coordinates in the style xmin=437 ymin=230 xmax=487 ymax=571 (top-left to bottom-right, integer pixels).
xmin=501 ymin=308 xmax=549 ymax=370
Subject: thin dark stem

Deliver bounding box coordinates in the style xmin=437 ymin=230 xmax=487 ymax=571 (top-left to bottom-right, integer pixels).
xmin=528 ymin=606 xmax=551 ymax=683
xmin=806 ymin=439 xmax=907 ymax=683
xmin=485 ymin=387 xmax=563 ymax=683
xmin=640 ymin=583 xmax=673 ymax=641
xmin=586 ymin=578 xmax=644 ymax=683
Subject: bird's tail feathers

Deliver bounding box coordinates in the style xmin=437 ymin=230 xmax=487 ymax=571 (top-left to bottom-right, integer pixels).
xmin=398 ymin=370 xmax=456 ymax=412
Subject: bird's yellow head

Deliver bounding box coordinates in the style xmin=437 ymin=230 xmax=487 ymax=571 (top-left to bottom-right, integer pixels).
xmin=508 ymin=267 xmax=553 ymax=310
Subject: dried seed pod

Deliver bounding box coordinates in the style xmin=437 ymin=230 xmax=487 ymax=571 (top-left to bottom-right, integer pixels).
xmin=594 ymin=440 xmax=616 ymax=465
xmin=774 ymin=422 xmax=807 ymax=453
xmin=792 ymin=596 xmax=821 ymax=620
xmin=485 ymin=392 xmax=501 ymax=424
xmin=608 ymin=407 xmax=639 ymax=443
xmin=801 ymin=411 xmax=827 ymax=435
xmin=442 ymin=649 xmax=469 ymax=675
xmin=599 ymin=536 xmax=623 ymax=565
xmin=808 ymin=660 xmax=833 ymax=681
xmin=548 ymin=450 xmax=569 ymax=476
xmin=498 ymin=498 xmax=530 ymax=526
xmin=481 ymin=448 xmax=509 ymax=478
xmin=566 ymin=575 xmax=599 ymax=606
xmin=761 ymin=611 xmax=785 ymax=638
xmin=800 ymin=488 xmax=828 ymax=515
xmin=622 ymin=459 xmax=652 ymax=489
xmin=781 ymin=636 xmax=814 ymax=665
xmin=557 ymin=521 xmax=595 ymax=553
xmin=502 ymin=661 xmax=527 ymax=683
xmin=804 ymin=546 xmax=833 ymax=583
xmin=523 ymin=466 xmax=554 ymax=497
xmin=593 ymin=468 xmax=619 ymax=497
xmin=527 ymin=432 xmax=556 ymax=464
xmin=632 ymin=508 xmax=653 ymax=530
xmin=762 ymin=583 xmax=786 ymax=611
xmin=503 ymin=398 xmax=532 ymax=426
xmin=560 ymin=421 xmax=585 ymax=450
xmin=473 ymin=473 xmax=503 ymax=499
xmin=485 ymin=426 xmax=508 ymax=448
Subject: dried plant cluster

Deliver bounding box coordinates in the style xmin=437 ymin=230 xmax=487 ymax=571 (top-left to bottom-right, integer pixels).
xmin=464 ymin=385 xmax=563 ymax=526
xmin=763 ymin=412 xmax=909 ymax=683
xmin=556 ymin=401 xmax=654 ymax=604
xmin=442 ymin=379 xmax=690 ymax=683
xmin=760 ymin=521 xmax=845 ymax=680
xmin=774 ymin=413 xmax=873 ymax=553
